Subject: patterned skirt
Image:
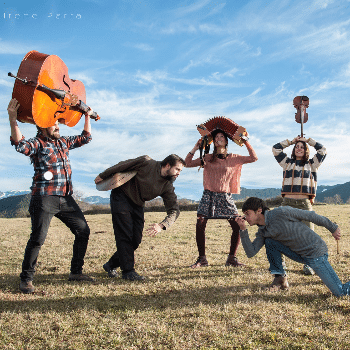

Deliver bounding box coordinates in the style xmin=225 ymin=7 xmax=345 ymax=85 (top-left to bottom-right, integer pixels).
xmin=197 ymin=190 xmax=239 ymax=219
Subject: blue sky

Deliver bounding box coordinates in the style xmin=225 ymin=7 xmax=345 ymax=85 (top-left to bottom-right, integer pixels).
xmin=1 ymin=0 xmax=350 ymax=200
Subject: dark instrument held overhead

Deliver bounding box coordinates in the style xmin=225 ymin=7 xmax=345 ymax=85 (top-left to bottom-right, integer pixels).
xmin=197 ymin=116 xmax=248 ymax=146
xmin=293 ymin=96 xmax=309 ymax=137
xmin=196 ymin=116 xmax=249 ymax=166
xmin=8 ymin=50 xmax=100 ymax=128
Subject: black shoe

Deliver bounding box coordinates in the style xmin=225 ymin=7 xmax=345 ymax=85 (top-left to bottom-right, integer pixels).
xmin=19 ymin=280 xmax=35 ymax=294
xmin=122 ymin=271 xmax=145 ymax=281
xmin=103 ymin=262 xmax=118 ymax=278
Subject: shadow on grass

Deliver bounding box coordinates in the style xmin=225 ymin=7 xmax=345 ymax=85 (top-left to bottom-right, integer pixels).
xmin=1 ymin=267 xmax=349 ymax=317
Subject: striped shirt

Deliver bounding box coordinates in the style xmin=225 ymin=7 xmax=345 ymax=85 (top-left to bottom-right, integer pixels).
xmin=11 ymin=131 xmax=92 ymax=196
xmin=272 ymin=138 xmax=326 ymax=200
xmin=239 ymin=206 xmax=338 ymax=259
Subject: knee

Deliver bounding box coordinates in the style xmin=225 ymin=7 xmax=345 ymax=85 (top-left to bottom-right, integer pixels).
xmin=28 ymin=237 xmax=45 ymax=248
xmin=78 ymin=223 xmax=90 ymax=240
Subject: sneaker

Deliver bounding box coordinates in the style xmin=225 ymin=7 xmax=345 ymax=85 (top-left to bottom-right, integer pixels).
xmin=68 ymin=273 xmax=95 ymax=282
xmin=225 ymin=255 xmax=244 ymax=267
xmin=19 ymin=280 xmax=35 ymax=294
xmin=303 ymin=264 xmax=315 ymax=276
xmin=269 ymin=275 xmax=289 ymax=290
xmin=122 ymin=271 xmax=145 ymax=281
xmin=103 ymin=262 xmax=118 ymax=278
xmin=190 ymin=256 xmax=208 ymax=268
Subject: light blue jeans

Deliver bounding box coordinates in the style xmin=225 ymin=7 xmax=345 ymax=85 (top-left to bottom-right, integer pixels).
xmin=265 ymin=238 xmax=350 ymax=297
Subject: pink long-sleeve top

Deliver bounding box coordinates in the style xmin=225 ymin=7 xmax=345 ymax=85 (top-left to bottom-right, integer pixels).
xmin=185 ymin=142 xmax=258 ymax=194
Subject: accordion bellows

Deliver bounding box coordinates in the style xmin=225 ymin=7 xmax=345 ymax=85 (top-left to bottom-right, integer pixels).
xmin=197 ymin=116 xmax=248 ymax=147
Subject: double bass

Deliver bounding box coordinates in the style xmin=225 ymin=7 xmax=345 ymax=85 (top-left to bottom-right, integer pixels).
xmin=8 ymin=50 xmax=100 ymax=128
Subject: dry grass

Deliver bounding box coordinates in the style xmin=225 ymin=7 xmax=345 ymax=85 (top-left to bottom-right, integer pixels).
xmin=0 ymin=205 xmax=350 ymax=349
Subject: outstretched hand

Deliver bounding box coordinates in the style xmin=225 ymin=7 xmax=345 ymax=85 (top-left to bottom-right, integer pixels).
xmin=145 ymin=223 xmax=163 ymax=237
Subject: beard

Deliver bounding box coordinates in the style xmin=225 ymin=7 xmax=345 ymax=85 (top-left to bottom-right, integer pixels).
xmin=47 ymin=129 xmax=60 ymax=140
xmin=162 ymin=170 xmax=178 ymax=182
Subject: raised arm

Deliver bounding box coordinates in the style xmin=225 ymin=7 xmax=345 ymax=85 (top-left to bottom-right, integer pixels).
xmin=8 ymin=98 xmax=23 ymax=143
xmin=83 ymin=109 xmax=94 ymax=134
xmin=306 ymin=137 xmax=327 ymax=169
xmin=244 ymin=140 xmax=258 ymax=163
xmin=184 ymin=139 xmax=203 ymax=168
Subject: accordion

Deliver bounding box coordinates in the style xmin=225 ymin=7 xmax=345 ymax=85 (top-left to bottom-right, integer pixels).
xmin=197 ymin=116 xmax=248 ymax=147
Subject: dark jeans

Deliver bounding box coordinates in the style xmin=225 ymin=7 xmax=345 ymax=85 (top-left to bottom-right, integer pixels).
xmin=20 ymin=195 xmax=90 ymax=282
xmin=107 ymin=189 xmax=144 ymax=273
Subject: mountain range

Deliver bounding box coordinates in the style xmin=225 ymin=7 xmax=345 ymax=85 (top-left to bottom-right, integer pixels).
xmin=1 ymin=182 xmax=349 ymax=218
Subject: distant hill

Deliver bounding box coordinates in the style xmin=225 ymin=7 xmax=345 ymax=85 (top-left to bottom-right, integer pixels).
xmin=1 ymin=182 xmax=349 ymax=218
xmin=0 ymin=190 xmax=31 ymax=200
xmin=233 ymin=187 xmax=281 ymax=200
xmin=0 ymin=194 xmax=31 ymax=218
xmin=83 ymin=196 xmax=110 ymax=205
xmin=314 ymin=182 xmax=350 ymax=203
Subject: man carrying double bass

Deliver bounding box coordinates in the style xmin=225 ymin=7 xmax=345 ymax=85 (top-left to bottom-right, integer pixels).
xmin=8 ymin=98 xmax=95 ymax=294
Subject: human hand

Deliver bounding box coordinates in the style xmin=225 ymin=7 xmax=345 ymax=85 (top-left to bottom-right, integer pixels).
xmin=194 ymin=139 xmax=202 ymax=151
xmin=332 ymin=227 xmax=341 ymax=240
xmin=292 ymin=136 xmax=308 ymax=144
xmin=94 ymin=175 xmax=103 ymax=184
xmin=8 ymin=98 xmax=20 ymax=123
xmin=86 ymin=108 xmax=95 ymax=117
xmin=235 ymin=216 xmax=247 ymax=230
xmin=145 ymin=223 xmax=163 ymax=237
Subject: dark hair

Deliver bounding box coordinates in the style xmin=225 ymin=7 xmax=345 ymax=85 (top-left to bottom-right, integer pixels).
xmin=242 ymin=197 xmax=270 ymax=214
xmin=36 ymin=125 xmax=43 ymax=137
xmin=291 ymin=141 xmax=310 ymax=164
xmin=160 ymin=154 xmax=186 ymax=168
xmin=210 ymin=129 xmax=228 ymax=162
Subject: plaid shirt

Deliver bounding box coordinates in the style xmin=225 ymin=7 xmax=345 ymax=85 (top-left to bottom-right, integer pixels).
xmin=11 ymin=131 xmax=92 ymax=196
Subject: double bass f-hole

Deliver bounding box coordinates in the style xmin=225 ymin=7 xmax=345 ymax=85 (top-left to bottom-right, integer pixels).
xmin=62 ymin=75 xmax=70 ymax=92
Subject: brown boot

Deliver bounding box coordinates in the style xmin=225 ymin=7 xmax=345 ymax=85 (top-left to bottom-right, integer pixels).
xmin=190 ymin=256 xmax=208 ymax=268
xmin=270 ymin=275 xmax=289 ymax=290
xmin=19 ymin=280 xmax=35 ymax=294
xmin=225 ymin=255 xmax=245 ymax=267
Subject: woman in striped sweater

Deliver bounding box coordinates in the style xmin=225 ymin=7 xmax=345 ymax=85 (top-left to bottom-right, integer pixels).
xmin=272 ymin=136 xmax=327 ymax=274
xmin=185 ymin=130 xmax=258 ymax=268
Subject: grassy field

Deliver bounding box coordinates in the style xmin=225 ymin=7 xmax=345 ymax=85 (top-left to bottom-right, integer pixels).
xmin=0 ymin=204 xmax=350 ymax=349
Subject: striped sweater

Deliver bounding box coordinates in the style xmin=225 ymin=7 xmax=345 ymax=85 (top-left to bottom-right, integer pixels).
xmin=239 ymin=206 xmax=338 ymax=259
xmin=272 ymin=138 xmax=326 ymax=201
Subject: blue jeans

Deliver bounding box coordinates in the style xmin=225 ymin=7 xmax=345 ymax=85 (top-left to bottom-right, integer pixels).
xmin=265 ymin=238 xmax=350 ymax=297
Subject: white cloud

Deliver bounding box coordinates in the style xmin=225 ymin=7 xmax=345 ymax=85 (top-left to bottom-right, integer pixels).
xmin=0 ymin=39 xmax=35 ymax=54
